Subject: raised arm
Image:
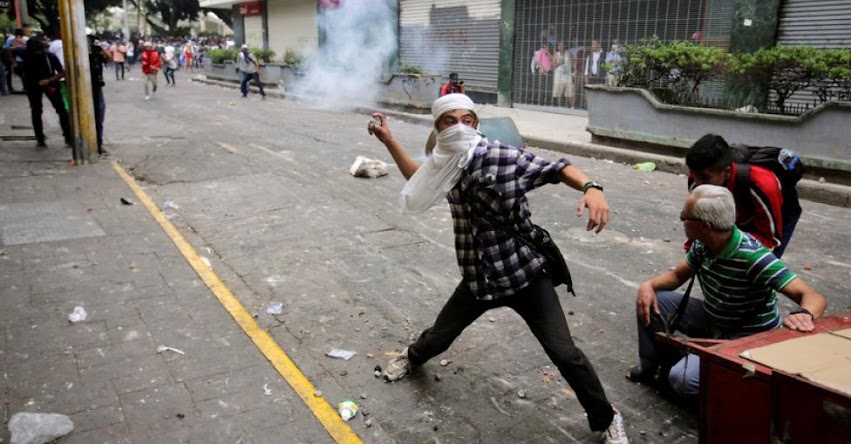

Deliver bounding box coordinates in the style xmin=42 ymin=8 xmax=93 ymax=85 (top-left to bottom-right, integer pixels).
xmin=367 ymin=113 xmax=421 ymax=180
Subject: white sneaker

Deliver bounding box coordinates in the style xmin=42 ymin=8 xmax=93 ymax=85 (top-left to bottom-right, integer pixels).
xmin=144 ymin=95 xmax=150 ymax=101
xmin=383 ymin=347 xmax=411 ymax=382
xmin=602 ymin=407 xmax=628 ymax=444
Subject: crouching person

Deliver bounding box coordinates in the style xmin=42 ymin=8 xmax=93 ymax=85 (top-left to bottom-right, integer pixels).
xmin=628 ymin=184 xmax=827 ymax=397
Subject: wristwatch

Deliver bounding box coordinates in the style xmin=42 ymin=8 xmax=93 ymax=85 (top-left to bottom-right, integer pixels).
xmin=581 ymin=181 xmax=604 ymax=193
xmin=790 ymin=308 xmax=813 ymax=318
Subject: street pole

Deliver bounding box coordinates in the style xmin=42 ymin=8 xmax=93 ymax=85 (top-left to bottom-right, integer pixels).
xmin=14 ymin=0 xmax=29 ymax=33
xmin=58 ymin=0 xmax=97 ymax=164
xmin=122 ymin=0 xmax=131 ymax=40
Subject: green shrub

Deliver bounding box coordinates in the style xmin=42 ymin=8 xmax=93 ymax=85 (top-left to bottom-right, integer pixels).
xmin=619 ymin=36 xmax=851 ymax=114
xmin=250 ymin=48 xmax=276 ymax=63
xmin=209 ymin=48 xmax=238 ymax=64
xmin=283 ymin=48 xmax=304 ymax=69
xmin=397 ymin=61 xmax=423 ymax=75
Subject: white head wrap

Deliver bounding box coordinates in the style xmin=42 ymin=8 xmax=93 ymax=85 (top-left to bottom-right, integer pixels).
xmin=431 ymin=93 xmax=476 ymax=130
xmin=400 ymin=94 xmax=482 ymax=213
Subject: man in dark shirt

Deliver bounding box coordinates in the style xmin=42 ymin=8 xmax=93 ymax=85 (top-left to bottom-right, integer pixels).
xmin=367 ymin=94 xmax=628 ymax=444
xmin=89 ymin=36 xmax=110 ymax=158
xmin=23 ymin=38 xmax=71 ymax=149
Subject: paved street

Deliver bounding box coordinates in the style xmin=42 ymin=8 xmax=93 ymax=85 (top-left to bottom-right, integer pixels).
xmin=1 ymin=74 xmax=850 ymax=444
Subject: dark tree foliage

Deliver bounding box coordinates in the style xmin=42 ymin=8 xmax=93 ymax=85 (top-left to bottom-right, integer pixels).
xmin=24 ymin=0 xmax=120 ymax=37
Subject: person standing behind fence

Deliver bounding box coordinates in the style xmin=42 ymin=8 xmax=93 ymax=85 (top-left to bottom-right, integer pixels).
xmin=604 ymin=42 xmax=622 ymax=87
xmin=553 ymin=41 xmax=575 ymax=108
xmin=237 ymin=45 xmax=265 ymax=100
xmin=140 ymin=42 xmax=161 ymax=100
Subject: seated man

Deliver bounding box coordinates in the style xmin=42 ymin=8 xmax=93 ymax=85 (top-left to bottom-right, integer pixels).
xmin=686 ymin=134 xmax=799 ymax=257
xmin=629 ymin=184 xmax=827 ymax=397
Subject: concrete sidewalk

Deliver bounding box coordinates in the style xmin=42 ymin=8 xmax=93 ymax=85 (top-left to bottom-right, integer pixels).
xmin=193 ymin=76 xmax=851 ymax=209
xmin=0 ymin=93 xmax=361 ymax=443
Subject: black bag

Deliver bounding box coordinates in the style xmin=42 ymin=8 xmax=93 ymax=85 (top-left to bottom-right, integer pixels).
xmin=730 ymin=144 xmax=804 ymax=223
xmin=526 ymin=225 xmax=576 ymax=295
xmin=479 ymin=212 xmax=576 ymax=296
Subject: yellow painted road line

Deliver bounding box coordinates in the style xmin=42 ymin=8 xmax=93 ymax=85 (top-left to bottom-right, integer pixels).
xmin=112 ymin=161 xmax=363 ymax=444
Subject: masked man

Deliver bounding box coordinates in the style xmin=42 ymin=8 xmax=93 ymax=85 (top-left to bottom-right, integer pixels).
xmin=367 ymin=94 xmax=628 ymax=444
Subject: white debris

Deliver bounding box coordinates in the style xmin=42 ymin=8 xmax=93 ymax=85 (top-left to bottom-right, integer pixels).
xmin=67 ymin=306 xmax=88 ymax=323
xmin=266 ymin=302 xmax=284 ymax=315
xmin=156 ymin=345 xmax=185 ymax=355
xmin=9 ymin=412 xmax=74 ymax=444
xmin=326 ymin=349 xmax=356 ymax=360
xmin=349 ymin=156 xmax=389 ymax=178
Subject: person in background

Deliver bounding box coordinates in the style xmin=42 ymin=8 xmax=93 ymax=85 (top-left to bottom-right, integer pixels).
xmin=89 ymin=36 xmax=110 ymax=158
xmin=439 ymin=72 xmax=465 ymax=97
xmin=552 ymin=41 xmax=575 ymax=108
xmin=162 ymin=43 xmax=177 ymax=86
xmin=604 ymin=42 xmax=622 ymax=87
xmin=126 ymin=40 xmax=135 ymax=71
xmin=110 ymin=40 xmax=127 ymax=80
xmin=237 ymin=44 xmax=265 ymax=99
xmin=47 ymin=33 xmax=64 ymax=69
xmin=22 ymin=38 xmax=71 ymax=149
xmin=140 ymin=41 xmax=161 ymax=100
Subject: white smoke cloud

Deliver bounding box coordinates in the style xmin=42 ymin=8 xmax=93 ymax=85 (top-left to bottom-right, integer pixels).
xmin=290 ymin=0 xmax=398 ymax=109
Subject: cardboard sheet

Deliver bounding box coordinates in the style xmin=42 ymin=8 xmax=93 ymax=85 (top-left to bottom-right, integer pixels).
xmin=740 ymin=332 xmax=851 ymax=396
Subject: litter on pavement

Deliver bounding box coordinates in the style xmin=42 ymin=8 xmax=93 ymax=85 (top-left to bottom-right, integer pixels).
xmin=120 ymin=197 xmax=135 ymax=205
xmin=338 ymin=399 xmax=360 ymax=421
xmin=349 ymin=156 xmax=389 ymax=178
xmin=326 ymin=349 xmax=356 ymax=360
xmin=266 ymin=302 xmax=284 ymax=315
xmin=156 ymin=345 xmax=186 ymax=355
xmin=8 ymin=412 xmax=74 ymax=444
xmin=633 ymin=161 xmax=657 ymax=172
xmin=67 ymin=306 xmax=88 ymax=323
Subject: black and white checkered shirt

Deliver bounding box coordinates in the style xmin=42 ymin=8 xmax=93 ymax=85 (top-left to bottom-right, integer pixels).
xmin=447 ymin=140 xmax=570 ymax=300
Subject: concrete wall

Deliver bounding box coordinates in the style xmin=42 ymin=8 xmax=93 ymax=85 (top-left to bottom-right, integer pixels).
xmin=267 ymin=0 xmax=318 ymax=60
xmin=585 ymin=86 xmax=851 ymax=175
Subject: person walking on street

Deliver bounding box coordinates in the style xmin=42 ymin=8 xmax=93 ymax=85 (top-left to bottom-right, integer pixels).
xmin=237 ymin=45 xmax=265 ymax=99
xmin=367 ymin=93 xmax=628 ymax=444
xmin=162 ymin=43 xmax=177 ymax=86
xmin=22 ymin=38 xmax=72 ymax=149
xmin=140 ymin=42 xmax=161 ymax=100
xmin=110 ymin=40 xmax=127 ymax=80
xmin=126 ymin=40 xmax=135 ymax=71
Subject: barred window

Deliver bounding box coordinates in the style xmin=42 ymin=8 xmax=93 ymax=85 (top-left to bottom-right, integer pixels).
xmin=512 ymin=0 xmax=735 ymax=111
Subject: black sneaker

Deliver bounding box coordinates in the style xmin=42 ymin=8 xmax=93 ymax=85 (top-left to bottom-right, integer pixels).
xmin=98 ymin=149 xmax=111 ymax=158
xmin=625 ymin=364 xmax=657 ymax=385
xmin=35 ymin=142 xmax=48 ymax=150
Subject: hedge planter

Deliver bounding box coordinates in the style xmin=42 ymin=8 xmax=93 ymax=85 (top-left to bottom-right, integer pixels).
xmin=585 ymin=85 xmax=851 ymax=180
xmin=205 ymin=61 xmax=282 ymax=86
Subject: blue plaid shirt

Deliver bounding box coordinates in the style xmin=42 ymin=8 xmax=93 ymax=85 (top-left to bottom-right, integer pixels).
xmin=447 ymin=140 xmax=570 ymax=300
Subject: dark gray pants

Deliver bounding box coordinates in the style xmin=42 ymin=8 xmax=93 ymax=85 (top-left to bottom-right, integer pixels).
xmin=408 ymin=276 xmax=614 ymax=431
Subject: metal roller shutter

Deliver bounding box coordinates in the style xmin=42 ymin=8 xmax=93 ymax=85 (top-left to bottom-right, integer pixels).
xmin=244 ymin=15 xmax=264 ymax=49
xmin=775 ymin=0 xmax=851 ymax=109
xmin=399 ymin=0 xmax=502 ymax=92
xmin=777 ymin=0 xmax=851 ymax=48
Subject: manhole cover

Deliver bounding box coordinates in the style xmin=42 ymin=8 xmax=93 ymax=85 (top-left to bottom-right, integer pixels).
xmin=566 ymin=227 xmax=632 ymax=245
xmin=0 ymin=201 xmax=106 ymax=245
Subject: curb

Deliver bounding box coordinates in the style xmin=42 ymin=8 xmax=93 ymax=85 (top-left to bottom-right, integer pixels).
xmin=192 ymin=77 xmax=851 ymax=209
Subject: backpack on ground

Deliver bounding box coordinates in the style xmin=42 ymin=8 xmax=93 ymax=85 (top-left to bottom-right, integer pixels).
xmin=730 ymin=144 xmax=804 ymax=222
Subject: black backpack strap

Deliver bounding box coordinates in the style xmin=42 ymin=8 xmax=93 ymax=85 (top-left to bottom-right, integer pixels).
xmin=733 ymin=163 xmax=751 ymax=204
xmin=665 ymin=260 xmax=700 ymax=335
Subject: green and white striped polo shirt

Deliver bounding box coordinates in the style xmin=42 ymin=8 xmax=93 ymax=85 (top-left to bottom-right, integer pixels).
xmin=686 ymin=227 xmax=797 ymax=334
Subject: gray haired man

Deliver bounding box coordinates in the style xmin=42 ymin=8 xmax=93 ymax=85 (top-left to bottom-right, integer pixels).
xmin=629 ymin=185 xmax=827 ymax=397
